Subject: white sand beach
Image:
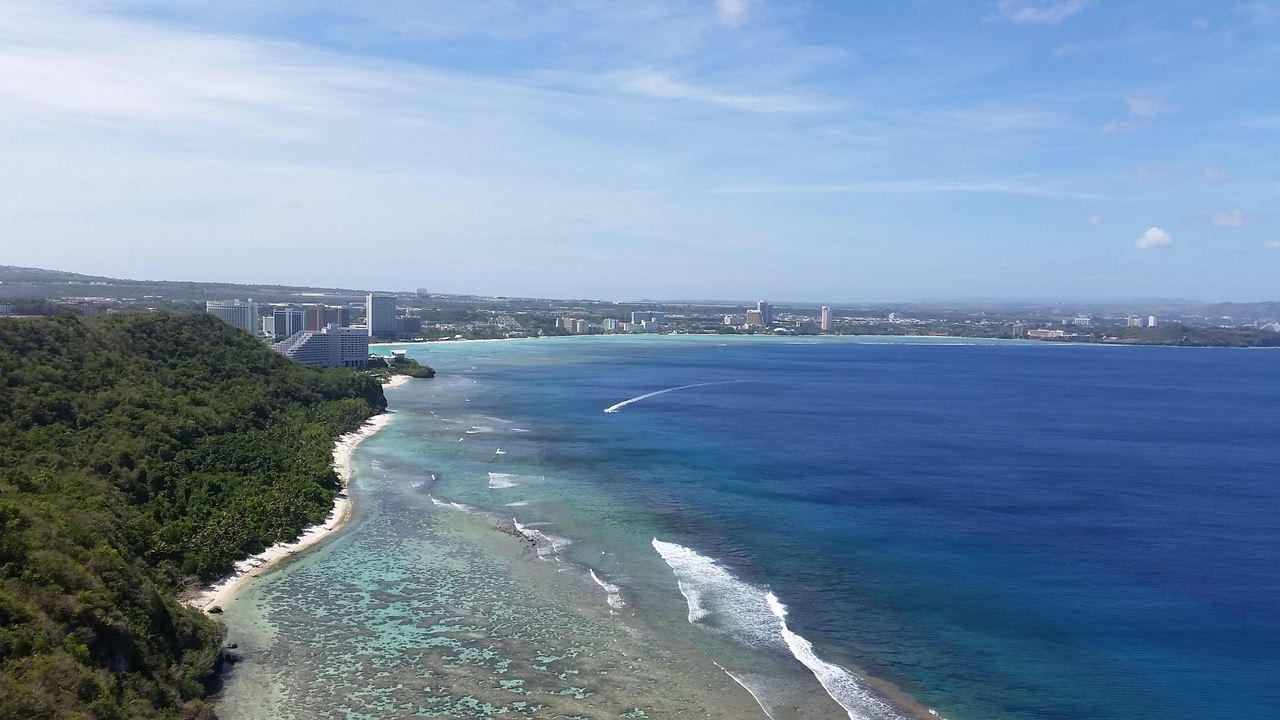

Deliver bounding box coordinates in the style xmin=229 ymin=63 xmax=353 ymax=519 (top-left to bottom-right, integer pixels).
xmin=184 ymin=410 xmax=396 ymax=612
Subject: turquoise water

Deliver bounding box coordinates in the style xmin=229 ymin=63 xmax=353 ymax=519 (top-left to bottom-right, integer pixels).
xmin=218 ymin=336 xmax=1280 ymax=719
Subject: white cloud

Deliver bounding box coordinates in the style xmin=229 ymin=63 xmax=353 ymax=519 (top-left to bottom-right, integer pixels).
xmin=1135 ymin=227 xmax=1173 ymax=250
xmin=1202 ymin=210 xmax=1247 ymax=228
xmin=717 ymin=0 xmax=751 ymax=26
xmin=1263 ymin=240 xmax=1280 ymax=250
xmin=1202 ymin=167 xmax=1232 ymax=183
xmin=1085 ymin=214 xmax=1102 ymax=225
xmin=994 ymin=0 xmax=1091 ymax=25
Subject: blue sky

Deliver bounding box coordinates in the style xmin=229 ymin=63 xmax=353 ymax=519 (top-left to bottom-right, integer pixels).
xmin=1 ymin=1 xmax=1277 ymax=301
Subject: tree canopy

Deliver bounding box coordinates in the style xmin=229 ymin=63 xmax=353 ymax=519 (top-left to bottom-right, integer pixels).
xmin=0 ymin=312 xmax=385 ymax=719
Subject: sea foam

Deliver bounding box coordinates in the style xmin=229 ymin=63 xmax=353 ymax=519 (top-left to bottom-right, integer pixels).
xmin=514 ymin=518 xmax=571 ymax=560
xmin=652 ymin=538 xmax=907 ymax=720
xmin=589 ymin=569 xmax=625 ymax=610
xmin=488 ymin=473 xmax=544 ymax=489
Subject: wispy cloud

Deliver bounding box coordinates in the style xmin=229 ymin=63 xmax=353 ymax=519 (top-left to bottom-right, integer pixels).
xmin=1135 ymin=227 xmax=1173 ymax=250
xmin=717 ymin=0 xmax=751 ymax=26
xmin=1264 ymin=240 xmax=1280 ymax=250
xmin=1102 ymin=96 xmax=1175 ymax=133
xmin=709 ymin=179 xmax=1098 ymax=200
xmin=1196 ymin=210 xmax=1249 ymax=228
xmin=994 ymin=0 xmax=1091 ymax=25
xmin=614 ymin=70 xmax=828 ymax=113
xmin=1203 ymin=167 xmax=1233 ymax=183
xmin=1085 ymin=214 xmax=1103 ymax=225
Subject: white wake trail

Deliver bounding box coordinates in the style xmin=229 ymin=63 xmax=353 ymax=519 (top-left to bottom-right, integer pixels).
xmin=603 ymin=380 xmax=745 ymax=413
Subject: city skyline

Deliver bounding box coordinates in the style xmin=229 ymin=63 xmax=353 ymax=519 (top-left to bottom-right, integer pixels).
xmin=2 ymin=1 xmax=1278 ymax=302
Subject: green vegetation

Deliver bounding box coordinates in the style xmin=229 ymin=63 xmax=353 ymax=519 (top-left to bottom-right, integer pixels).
xmin=0 ymin=312 xmax=386 ymax=719
xmin=1094 ymin=324 xmax=1280 ymax=347
xmin=366 ymin=354 xmax=435 ymax=380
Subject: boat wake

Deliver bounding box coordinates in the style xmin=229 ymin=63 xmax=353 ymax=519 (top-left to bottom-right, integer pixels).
xmin=652 ymin=538 xmax=907 ymax=720
xmin=603 ymin=380 xmax=746 ymax=414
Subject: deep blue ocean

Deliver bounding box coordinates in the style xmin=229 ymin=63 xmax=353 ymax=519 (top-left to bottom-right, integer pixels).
xmin=219 ymin=335 xmax=1280 ymax=719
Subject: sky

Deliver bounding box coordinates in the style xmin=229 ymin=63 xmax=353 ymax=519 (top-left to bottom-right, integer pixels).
xmin=1 ymin=1 xmax=1277 ymax=302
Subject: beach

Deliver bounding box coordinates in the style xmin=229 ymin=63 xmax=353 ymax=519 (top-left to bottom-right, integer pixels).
xmin=183 ymin=403 xmax=399 ymax=613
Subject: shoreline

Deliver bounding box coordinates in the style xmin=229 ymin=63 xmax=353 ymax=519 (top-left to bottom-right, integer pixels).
xmin=183 ymin=410 xmax=397 ymax=612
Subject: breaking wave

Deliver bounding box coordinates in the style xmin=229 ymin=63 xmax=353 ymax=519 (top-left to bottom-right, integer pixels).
xmin=652 ymin=538 xmax=907 ymax=720
xmin=513 ymin=518 xmax=571 ymax=560
xmin=589 ymin=569 xmax=625 ymax=610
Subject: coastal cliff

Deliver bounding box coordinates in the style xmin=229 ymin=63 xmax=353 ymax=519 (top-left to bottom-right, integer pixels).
xmin=0 ymin=313 xmax=385 ymax=719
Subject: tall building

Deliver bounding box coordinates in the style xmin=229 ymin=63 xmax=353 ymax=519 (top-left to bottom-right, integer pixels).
xmin=631 ymin=311 xmax=665 ymax=325
xmin=272 ymin=326 xmax=369 ymax=368
xmin=756 ymin=301 xmax=773 ymax=327
xmin=366 ymin=293 xmax=397 ymax=337
xmin=397 ymin=315 xmax=422 ymax=336
xmin=304 ymin=304 xmax=326 ymax=331
xmin=261 ymin=316 xmax=276 ymax=336
xmin=273 ymin=307 xmax=306 ymax=339
xmin=303 ymin=304 xmax=350 ymax=331
xmin=1148 ymin=315 xmax=1158 ymax=328
xmin=206 ymin=300 xmax=258 ymax=334
xmin=1127 ymin=316 xmax=1143 ymax=327
xmin=820 ymin=306 xmax=832 ymax=332
xmin=744 ymin=309 xmax=764 ymax=328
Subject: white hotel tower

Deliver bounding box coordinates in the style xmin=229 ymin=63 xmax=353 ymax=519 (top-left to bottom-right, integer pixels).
xmin=205 ymin=299 xmax=258 ymax=334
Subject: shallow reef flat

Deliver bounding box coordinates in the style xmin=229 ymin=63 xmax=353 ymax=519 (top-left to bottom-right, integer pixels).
xmin=214 ymin=492 xmax=818 ymax=719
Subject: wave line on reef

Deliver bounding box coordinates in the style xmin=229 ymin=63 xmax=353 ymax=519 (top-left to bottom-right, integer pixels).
xmin=652 ymin=538 xmax=908 ymax=720
xmin=603 ymin=380 xmax=745 ymax=414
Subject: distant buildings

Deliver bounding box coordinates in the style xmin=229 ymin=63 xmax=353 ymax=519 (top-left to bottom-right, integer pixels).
xmin=1148 ymin=315 xmax=1158 ymax=328
xmin=1073 ymin=315 xmax=1092 ymax=327
xmin=273 ymin=326 xmax=369 ymax=368
xmin=820 ymin=306 xmax=832 ymax=332
xmin=1028 ymin=329 xmax=1067 ymax=339
xmin=602 ymin=318 xmax=621 ymax=331
xmin=304 ymin=304 xmax=350 ymax=331
xmin=205 ymin=300 xmax=258 ymax=333
xmin=744 ymin=309 xmax=765 ymax=328
xmin=756 ymin=301 xmax=773 ymax=327
xmin=273 ymin=307 xmax=306 ymax=339
xmin=631 ymin=311 xmax=665 ymax=325
xmin=1127 ymin=316 xmax=1143 ymax=327
xmin=366 ymin=293 xmax=397 ymax=337
xmin=0 ymin=303 xmax=11 ymax=316
xmin=397 ymin=315 xmax=422 ymax=336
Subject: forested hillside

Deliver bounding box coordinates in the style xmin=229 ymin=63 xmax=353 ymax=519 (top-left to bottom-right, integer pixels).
xmin=0 ymin=312 xmax=386 ymax=719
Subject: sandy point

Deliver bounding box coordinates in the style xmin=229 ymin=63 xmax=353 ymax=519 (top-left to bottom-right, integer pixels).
xmin=183 ymin=411 xmax=395 ymax=612
xmin=381 ymin=373 xmax=413 ymax=389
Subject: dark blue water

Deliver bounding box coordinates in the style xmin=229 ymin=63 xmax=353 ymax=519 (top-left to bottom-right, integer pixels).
xmin=437 ymin=337 xmax=1280 ymax=719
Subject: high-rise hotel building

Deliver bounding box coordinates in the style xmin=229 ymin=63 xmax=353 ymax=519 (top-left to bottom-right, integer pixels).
xmin=205 ymin=299 xmax=258 ymax=334
xmin=272 ymin=326 xmax=369 ymax=368
xmin=366 ymin=293 xmax=397 ymax=337
xmin=756 ymin=300 xmax=773 ymax=327
xmin=820 ymin=306 xmax=832 ymax=332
